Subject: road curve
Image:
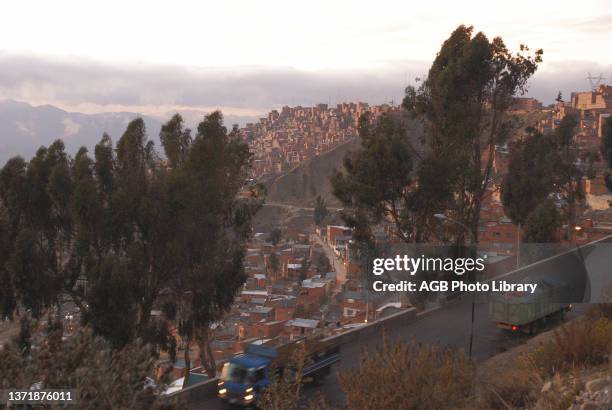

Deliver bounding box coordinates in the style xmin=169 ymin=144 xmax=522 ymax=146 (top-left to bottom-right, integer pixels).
xmin=195 ymin=236 xmax=612 ymax=409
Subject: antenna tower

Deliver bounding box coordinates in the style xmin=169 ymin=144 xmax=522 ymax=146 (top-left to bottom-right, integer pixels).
xmin=586 ymin=72 xmax=606 ymax=91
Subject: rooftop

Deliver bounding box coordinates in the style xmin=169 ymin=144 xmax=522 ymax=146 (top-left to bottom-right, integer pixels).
xmin=286 ymin=318 xmax=319 ymax=329
xmin=248 ymin=306 xmax=274 ymax=314
xmin=241 ymin=290 xmax=268 ymax=296
xmin=302 ymin=280 xmax=327 ymax=288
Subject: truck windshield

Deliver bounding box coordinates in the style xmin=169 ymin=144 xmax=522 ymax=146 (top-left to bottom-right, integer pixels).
xmin=221 ymin=363 xmax=249 ymax=384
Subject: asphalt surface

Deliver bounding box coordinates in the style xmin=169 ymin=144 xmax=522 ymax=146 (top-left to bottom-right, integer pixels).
xmin=311 ymin=234 xmax=346 ymax=284
xmin=195 ymin=236 xmax=612 ymax=409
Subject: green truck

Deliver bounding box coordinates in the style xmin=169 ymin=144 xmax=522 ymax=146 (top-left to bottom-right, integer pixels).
xmin=489 ymin=278 xmax=571 ymax=334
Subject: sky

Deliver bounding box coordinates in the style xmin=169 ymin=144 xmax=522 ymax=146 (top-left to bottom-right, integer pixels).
xmin=1 ymin=0 xmax=610 ymax=121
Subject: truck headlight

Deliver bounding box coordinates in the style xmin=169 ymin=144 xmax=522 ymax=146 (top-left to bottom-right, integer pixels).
xmin=218 ymin=388 xmax=227 ymax=395
xmin=246 ymin=387 xmax=253 ymax=393
xmin=244 ymin=394 xmax=254 ymax=402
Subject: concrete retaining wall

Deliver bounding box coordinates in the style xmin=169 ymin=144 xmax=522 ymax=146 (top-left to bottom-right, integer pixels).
xmin=171 ymin=307 xmax=418 ymax=405
xmin=322 ymin=307 xmax=417 ymax=345
xmin=163 ymin=376 xmax=219 ymax=405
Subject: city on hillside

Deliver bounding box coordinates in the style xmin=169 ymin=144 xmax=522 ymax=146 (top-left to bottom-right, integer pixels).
xmin=1 ymin=4 xmax=612 ymax=408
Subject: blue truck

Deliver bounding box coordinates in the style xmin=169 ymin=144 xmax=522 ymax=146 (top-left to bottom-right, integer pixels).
xmin=217 ymin=336 xmax=340 ymax=406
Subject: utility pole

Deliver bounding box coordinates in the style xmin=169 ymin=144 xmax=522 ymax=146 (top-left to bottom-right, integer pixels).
xmin=434 ymin=214 xmax=478 ymax=360
xmin=516 ymin=222 xmax=521 ymax=268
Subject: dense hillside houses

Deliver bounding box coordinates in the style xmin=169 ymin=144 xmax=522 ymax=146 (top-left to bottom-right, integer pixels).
xmin=538 ymin=84 xmax=612 ymax=138
xmin=241 ymin=102 xmax=400 ymax=179
xmin=483 ymin=85 xmax=612 ymax=256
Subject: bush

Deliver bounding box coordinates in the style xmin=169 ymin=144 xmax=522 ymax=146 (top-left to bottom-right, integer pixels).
xmin=477 ymin=364 xmax=541 ymax=409
xmin=587 ymin=303 xmax=612 ymax=320
xmin=258 ymin=345 xmax=329 ymax=410
xmin=0 ymin=327 xmax=174 ymax=409
xmin=532 ymin=317 xmax=612 ymax=376
xmin=338 ymin=338 xmax=475 ymax=410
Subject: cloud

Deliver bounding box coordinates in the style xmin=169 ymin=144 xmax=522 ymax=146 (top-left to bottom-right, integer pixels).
xmin=567 ymin=15 xmax=612 ymax=33
xmin=529 ymin=60 xmax=612 ymax=103
xmin=0 ymin=53 xmax=424 ymax=113
xmin=61 ymin=117 xmax=81 ymax=138
xmin=0 ymin=52 xmax=610 ymax=117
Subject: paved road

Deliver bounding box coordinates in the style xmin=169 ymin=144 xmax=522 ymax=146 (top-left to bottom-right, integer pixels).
xmin=311 ymin=233 xmax=346 ymax=284
xmin=263 ymin=201 xmax=342 ymax=212
xmin=194 ymin=236 xmax=612 ymax=409
xmin=315 ymin=300 xmax=590 ymax=407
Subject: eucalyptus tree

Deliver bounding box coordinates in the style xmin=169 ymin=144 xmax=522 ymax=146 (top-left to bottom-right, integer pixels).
xmin=0 ymin=113 xmax=261 ymax=362
xmin=159 ymin=112 xmax=262 ymax=382
xmin=403 ymin=25 xmax=542 ymax=246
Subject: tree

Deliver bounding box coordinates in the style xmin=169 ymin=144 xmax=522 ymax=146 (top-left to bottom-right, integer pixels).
xmin=313 ymin=195 xmax=328 ymax=227
xmin=258 ymin=345 xmax=328 ymax=410
xmin=268 ymin=252 xmax=280 ymax=280
xmin=268 ymin=227 xmax=282 ymax=246
xmin=331 ymin=112 xmax=420 ymax=246
xmin=502 ymin=115 xmax=582 ymax=243
xmin=522 ymin=199 xmax=560 ymax=243
xmin=315 ymin=254 xmax=331 ymax=273
xmin=552 ymin=115 xmax=584 ymax=241
xmin=0 ymin=112 xmax=261 ymax=383
xmin=0 ymin=142 xmax=78 ymax=319
xmin=0 ymin=328 xmax=174 ymax=409
xmin=601 ymin=116 xmax=612 ymax=192
xmin=0 ymin=122 xmax=166 ymax=347
xmin=0 ymin=205 xmax=15 ymax=319
xmin=159 ymin=113 xmax=192 ymax=168
xmin=298 ymin=259 xmax=311 ymax=281
xmin=555 ymin=91 xmax=563 ymax=103
xmin=15 ymin=316 xmax=32 ymax=356
xmin=604 ymin=172 xmax=612 ymax=193
xmin=160 ymin=112 xmax=261 ymax=383
xmin=403 ymin=25 xmax=542 ymax=246
xmin=501 ymin=132 xmax=557 ymax=226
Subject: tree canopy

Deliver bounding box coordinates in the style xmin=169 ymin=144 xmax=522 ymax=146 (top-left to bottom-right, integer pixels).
xmin=0 ymin=112 xmax=261 ymax=381
xmin=502 ymin=114 xmax=582 ymax=242
xmin=313 ymin=195 xmax=328 ymax=227
xmin=333 ymin=25 xmax=542 ymax=249
xmin=332 ymin=112 xmax=418 ymax=246
xmin=501 ymin=131 xmax=557 ymax=225
xmin=403 ymin=25 xmax=542 ymax=245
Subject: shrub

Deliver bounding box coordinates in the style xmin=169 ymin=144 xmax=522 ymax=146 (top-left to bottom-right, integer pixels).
xmin=0 ymin=327 xmax=174 ymax=409
xmin=258 ymin=345 xmax=329 ymax=410
xmin=477 ymin=364 xmax=540 ymax=409
xmin=532 ymin=317 xmax=612 ymax=376
xmin=338 ymin=338 xmax=475 ymax=410
xmin=587 ymin=303 xmax=612 ymax=320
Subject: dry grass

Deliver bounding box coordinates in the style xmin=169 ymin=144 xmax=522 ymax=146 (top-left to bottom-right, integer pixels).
xmin=531 ymin=317 xmax=612 ymax=376
xmin=475 ymin=314 xmax=612 ymax=409
xmin=337 ymin=337 xmax=475 ymax=410
xmin=262 ymin=314 xmax=612 ymax=409
xmin=476 ymin=362 xmax=541 ymax=409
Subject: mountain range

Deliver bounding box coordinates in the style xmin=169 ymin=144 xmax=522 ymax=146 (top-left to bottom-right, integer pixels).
xmin=0 ymin=100 xmax=259 ymax=165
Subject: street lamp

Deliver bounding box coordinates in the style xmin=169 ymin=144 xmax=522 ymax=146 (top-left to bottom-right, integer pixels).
xmin=434 ymin=213 xmax=477 ymax=361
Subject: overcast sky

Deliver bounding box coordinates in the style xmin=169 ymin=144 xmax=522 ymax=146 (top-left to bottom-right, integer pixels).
xmin=1 ymin=0 xmax=610 ymax=120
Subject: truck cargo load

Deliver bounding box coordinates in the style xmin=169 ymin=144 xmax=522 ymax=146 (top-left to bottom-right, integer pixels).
xmin=217 ymin=335 xmax=340 ymax=406
xmin=489 ymin=277 xmax=571 ymax=334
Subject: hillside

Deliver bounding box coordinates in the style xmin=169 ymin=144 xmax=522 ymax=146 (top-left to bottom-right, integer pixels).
xmin=265 ymin=137 xmax=361 ymax=207
xmin=265 ymin=114 xmax=424 ymax=207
